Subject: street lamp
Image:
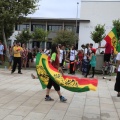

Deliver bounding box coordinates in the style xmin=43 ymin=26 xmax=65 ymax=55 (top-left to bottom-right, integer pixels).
xmin=76 ymin=2 xmax=79 ymax=32
xmin=75 ymin=2 xmax=79 ymax=49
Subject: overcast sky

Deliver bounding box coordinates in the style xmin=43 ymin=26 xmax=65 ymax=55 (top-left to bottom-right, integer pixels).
xmin=28 ymin=0 xmax=81 ymax=18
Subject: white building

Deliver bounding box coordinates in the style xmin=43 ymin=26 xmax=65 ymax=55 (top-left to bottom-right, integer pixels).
xmin=78 ymin=0 xmax=120 ymax=50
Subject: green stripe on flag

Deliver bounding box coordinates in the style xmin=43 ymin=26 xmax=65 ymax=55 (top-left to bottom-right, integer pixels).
xmin=112 ymin=27 xmax=118 ymax=40
xmin=42 ymin=58 xmax=90 ymax=92
xmin=36 ymin=53 xmax=47 ymax=89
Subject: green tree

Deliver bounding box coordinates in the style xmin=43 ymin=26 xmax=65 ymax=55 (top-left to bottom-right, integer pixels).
xmin=0 ymin=24 xmax=14 ymax=41
xmin=53 ymin=30 xmax=77 ymax=46
xmin=0 ymin=0 xmax=39 ymax=57
xmin=91 ymin=24 xmax=106 ymax=44
xmin=32 ymin=28 xmax=48 ymax=42
xmin=113 ymin=19 xmax=120 ymax=39
xmin=15 ymin=29 xmax=32 ymax=44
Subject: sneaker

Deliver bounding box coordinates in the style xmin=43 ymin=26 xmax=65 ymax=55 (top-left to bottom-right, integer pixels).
xmin=11 ymin=71 xmax=14 ymax=74
xmin=60 ymin=96 xmax=67 ymax=102
xmin=89 ymin=76 xmax=94 ymax=78
xmin=45 ymin=96 xmax=54 ymax=101
xmin=18 ymin=72 xmax=22 ymax=74
xmin=117 ymin=93 xmax=120 ymax=97
xmin=84 ymin=75 xmax=87 ymax=78
xmin=71 ymin=73 xmax=75 ymax=75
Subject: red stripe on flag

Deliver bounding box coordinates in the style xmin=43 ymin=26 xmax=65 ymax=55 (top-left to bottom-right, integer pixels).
xmin=104 ymin=35 xmax=112 ymax=45
xmin=63 ymin=75 xmax=98 ymax=87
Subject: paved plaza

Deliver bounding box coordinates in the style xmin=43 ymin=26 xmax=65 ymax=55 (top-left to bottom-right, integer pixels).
xmin=0 ymin=68 xmax=120 ymax=120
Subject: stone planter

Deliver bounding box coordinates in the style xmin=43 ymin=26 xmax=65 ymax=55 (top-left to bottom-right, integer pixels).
xmin=95 ymin=54 xmax=104 ymax=71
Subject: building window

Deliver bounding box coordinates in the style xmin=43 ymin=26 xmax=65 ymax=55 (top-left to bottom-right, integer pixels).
xmin=47 ymin=25 xmax=62 ymax=32
xmin=31 ymin=24 xmax=46 ymax=31
xmin=64 ymin=25 xmax=76 ymax=32
xmin=15 ymin=24 xmax=29 ymax=31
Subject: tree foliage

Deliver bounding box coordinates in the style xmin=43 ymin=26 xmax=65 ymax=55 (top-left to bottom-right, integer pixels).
xmin=0 ymin=0 xmax=39 ymax=57
xmin=53 ymin=30 xmax=77 ymax=46
xmin=15 ymin=29 xmax=32 ymax=44
xmin=0 ymin=23 xmax=14 ymax=41
xmin=32 ymin=28 xmax=48 ymax=41
xmin=91 ymin=24 xmax=106 ymax=43
xmin=113 ymin=19 xmax=120 ymax=39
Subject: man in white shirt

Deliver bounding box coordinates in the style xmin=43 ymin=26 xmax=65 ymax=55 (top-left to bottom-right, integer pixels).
xmin=114 ymin=52 xmax=120 ymax=97
xmin=59 ymin=45 xmax=66 ymax=68
xmin=0 ymin=40 xmax=4 ymax=64
xmin=69 ymin=45 xmax=77 ymax=74
xmin=59 ymin=48 xmax=63 ymax=66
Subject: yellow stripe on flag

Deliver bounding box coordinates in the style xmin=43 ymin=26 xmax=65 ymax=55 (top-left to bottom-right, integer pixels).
xmin=108 ymin=31 xmax=115 ymax=39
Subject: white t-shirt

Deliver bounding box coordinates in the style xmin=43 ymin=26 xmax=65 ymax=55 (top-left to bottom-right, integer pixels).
xmin=59 ymin=49 xmax=63 ymax=63
xmin=0 ymin=44 xmax=4 ymax=55
xmin=83 ymin=48 xmax=87 ymax=60
xmin=70 ymin=50 xmax=77 ymax=61
xmin=116 ymin=53 xmax=120 ymax=72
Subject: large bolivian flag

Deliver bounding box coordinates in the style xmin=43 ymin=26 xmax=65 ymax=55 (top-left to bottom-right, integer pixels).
xmin=36 ymin=53 xmax=98 ymax=92
xmin=104 ymin=27 xmax=118 ymax=54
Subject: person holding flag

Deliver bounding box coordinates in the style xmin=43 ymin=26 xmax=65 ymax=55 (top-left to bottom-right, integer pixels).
xmin=98 ymin=42 xmax=112 ymax=66
xmin=45 ymin=44 xmax=67 ymax=102
xmin=99 ymin=27 xmax=118 ymax=65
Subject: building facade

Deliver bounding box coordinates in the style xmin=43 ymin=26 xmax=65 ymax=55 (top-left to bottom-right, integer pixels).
xmin=78 ymin=0 xmax=120 ymax=50
xmin=9 ymin=18 xmax=82 ymax=49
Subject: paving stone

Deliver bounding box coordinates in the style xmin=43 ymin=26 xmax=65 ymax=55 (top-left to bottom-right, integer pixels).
xmin=83 ymin=113 xmax=100 ymax=120
xmin=3 ymin=115 xmax=23 ymax=120
xmin=101 ymin=111 xmax=119 ymax=120
xmin=85 ymin=98 xmax=99 ymax=106
xmin=0 ymin=109 xmax=12 ymax=120
xmin=116 ymin=109 xmax=120 ymax=118
xmin=0 ymin=69 xmax=120 ymax=120
xmin=44 ymin=109 xmax=66 ymax=120
xmin=1 ymin=101 xmax=23 ymax=110
xmin=52 ymin=102 xmax=69 ymax=111
xmin=100 ymin=98 xmax=113 ymax=105
xmin=66 ymin=107 xmax=84 ymax=117
xmin=63 ymin=115 xmax=82 ymax=120
xmin=33 ymin=104 xmax=52 ymax=114
xmin=11 ymin=106 xmax=33 ymax=116
xmin=100 ymin=104 xmax=116 ymax=112
xmin=23 ymin=112 xmax=46 ymax=120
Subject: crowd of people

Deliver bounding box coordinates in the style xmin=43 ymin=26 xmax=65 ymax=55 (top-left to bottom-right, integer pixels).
xmin=0 ymin=40 xmax=120 ymax=98
xmin=0 ymin=41 xmax=115 ymax=77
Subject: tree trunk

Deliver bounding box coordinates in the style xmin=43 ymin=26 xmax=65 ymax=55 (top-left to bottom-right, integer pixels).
xmin=98 ymin=42 xmax=101 ymax=54
xmin=2 ymin=26 xmax=9 ymax=59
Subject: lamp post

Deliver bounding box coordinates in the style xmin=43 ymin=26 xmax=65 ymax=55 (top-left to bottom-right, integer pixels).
xmin=76 ymin=2 xmax=79 ymax=32
xmin=75 ymin=2 xmax=79 ymax=49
